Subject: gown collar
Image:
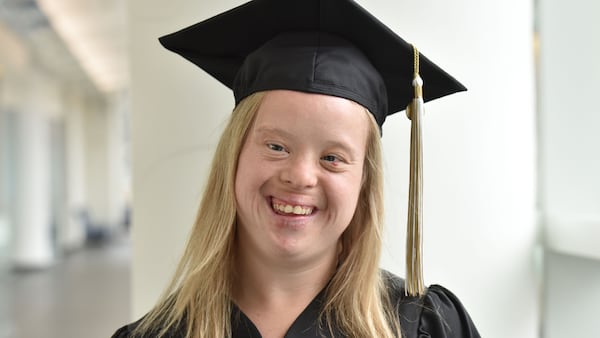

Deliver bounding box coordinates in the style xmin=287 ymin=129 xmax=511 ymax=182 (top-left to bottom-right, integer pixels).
xmin=230 ymin=286 xmax=342 ymax=338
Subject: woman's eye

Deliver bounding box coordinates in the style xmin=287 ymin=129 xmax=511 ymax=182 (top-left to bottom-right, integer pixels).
xmin=321 ymin=154 xmax=341 ymax=163
xmin=267 ymin=143 xmax=285 ymax=152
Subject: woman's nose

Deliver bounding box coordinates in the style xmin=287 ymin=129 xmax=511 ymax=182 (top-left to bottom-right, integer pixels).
xmin=279 ymin=155 xmax=318 ymax=189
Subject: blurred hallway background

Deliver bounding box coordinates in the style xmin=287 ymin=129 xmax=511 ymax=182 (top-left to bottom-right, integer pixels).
xmin=0 ymin=0 xmax=599 ymax=338
xmin=1 ymin=0 xmax=131 ymax=337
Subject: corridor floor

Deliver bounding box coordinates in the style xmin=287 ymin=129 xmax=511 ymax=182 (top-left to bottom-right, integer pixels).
xmin=0 ymin=235 xmax=131 ymax=338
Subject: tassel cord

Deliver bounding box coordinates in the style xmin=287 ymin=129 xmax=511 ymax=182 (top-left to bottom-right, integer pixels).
xmin=405 ymin=44 xmax=425 ymax=297
xmin=406 ymin=98 xmax=425 ymax=296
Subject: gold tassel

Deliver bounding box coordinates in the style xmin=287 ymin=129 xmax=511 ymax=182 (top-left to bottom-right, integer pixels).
xmin=405 ymin=45 xmax=425 ymax=297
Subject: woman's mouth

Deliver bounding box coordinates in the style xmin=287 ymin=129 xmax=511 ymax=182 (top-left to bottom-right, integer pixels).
xmin=271 ymin=198 xmax=314 ymax=215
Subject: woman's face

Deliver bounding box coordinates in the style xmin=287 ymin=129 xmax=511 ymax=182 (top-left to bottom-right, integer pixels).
xmin=234 ymin=90 xmax=370 ymax=266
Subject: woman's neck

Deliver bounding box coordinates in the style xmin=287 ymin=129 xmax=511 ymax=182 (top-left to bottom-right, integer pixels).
xmin=233 ymin=247 xmax=337 ymax=308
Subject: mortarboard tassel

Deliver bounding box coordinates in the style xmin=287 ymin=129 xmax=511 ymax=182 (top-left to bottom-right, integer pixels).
xmin=405 ymin=44 xmax=425 ymax=297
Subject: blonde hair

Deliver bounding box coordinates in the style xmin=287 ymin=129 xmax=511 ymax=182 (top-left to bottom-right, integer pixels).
xmin=133 ymin=91 xmax=401 ymax=338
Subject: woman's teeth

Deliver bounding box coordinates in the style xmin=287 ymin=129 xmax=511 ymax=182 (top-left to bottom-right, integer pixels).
xmin=272 ymin=203 xmax=313 ymax=215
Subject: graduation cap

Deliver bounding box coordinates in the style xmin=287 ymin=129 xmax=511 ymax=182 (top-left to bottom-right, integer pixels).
xmin=159 ymin=0 xmax=466 ymax=297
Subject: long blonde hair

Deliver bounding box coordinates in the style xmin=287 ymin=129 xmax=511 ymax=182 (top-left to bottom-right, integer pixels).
xmin=133 ymin=91 xmax=401 ymax=337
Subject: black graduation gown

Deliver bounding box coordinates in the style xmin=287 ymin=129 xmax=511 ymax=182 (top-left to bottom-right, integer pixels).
xmin=111 ymin=273 xmax=480 ymax=338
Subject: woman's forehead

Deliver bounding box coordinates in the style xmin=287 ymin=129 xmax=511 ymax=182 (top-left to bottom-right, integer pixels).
xmin=257 ymin=90 xmax=366 ymax=124
xmin=249 ymin=90 xmax=370 ymax=150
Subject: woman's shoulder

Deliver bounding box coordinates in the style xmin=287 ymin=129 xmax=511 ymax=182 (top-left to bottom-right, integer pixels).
xmin=111 ymin=320 xmax=139 ymax=338
xmin=382 ymin=270 xmax=481 ymax=338
xmin=111 ymin=323 xmax=133 ymax=338
xmin=111 ymin=317 xmax=155 ymax=338
xmin=110 ymin=316 xmax=185 ymax=338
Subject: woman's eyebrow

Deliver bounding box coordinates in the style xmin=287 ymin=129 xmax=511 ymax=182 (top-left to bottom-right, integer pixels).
xmin=254 ymin=126 xmax=294 ymax=139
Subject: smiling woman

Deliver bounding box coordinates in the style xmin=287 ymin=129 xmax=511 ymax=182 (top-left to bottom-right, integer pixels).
xmin=235 ymin=90 xmax=369 ymax=262
xmin=233 ymin=91 xmax=374 ymax=336
xmin=112 ymin=0 xmax=479 ymax=337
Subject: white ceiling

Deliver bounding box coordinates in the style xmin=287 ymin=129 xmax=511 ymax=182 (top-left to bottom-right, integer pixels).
xmin=37 ymin=0 xmax=129 ymax=93
xmin=0 ymin=0 xmax=129 ymax=94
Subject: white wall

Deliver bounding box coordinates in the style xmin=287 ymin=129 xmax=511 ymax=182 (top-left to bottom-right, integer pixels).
xmin=543 ymin=252 xmax=600 ymax=338
xmin=84 ymin=99 xmax=110 ymax=228
xmin=128 ymin=1 xmax=538 ymax=337
xmin=106 ymin=93 xmax=130 ymax=229
xmin=537 ymin=0 xmax=600 ymax=219
xmin=537 ymin=0 xmax=600 ymax=337
xmin=128 ymin=0 xmax=235 ymax=314
xmin=84 ymin=95 xmax=129 ymax=231
xmin=0 ymin=106 xmax=8 ymax=252
xmin=10 ymin=69 xmax=58 ymax=268
xmin=61 ymin=90 xmax=87 ymax=250
xmin=374 ymin=1 xmax=537 ymax=337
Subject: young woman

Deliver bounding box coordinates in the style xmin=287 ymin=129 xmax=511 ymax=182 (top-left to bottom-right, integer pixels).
xmin=113 ymin=0 xmax=480 ymax=337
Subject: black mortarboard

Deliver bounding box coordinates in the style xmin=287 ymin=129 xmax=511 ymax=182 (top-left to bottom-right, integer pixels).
xmin=159 ymin=0 xmax=466 ymax=297
xmin=158 ymin=0 xmax=465 ymax=128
